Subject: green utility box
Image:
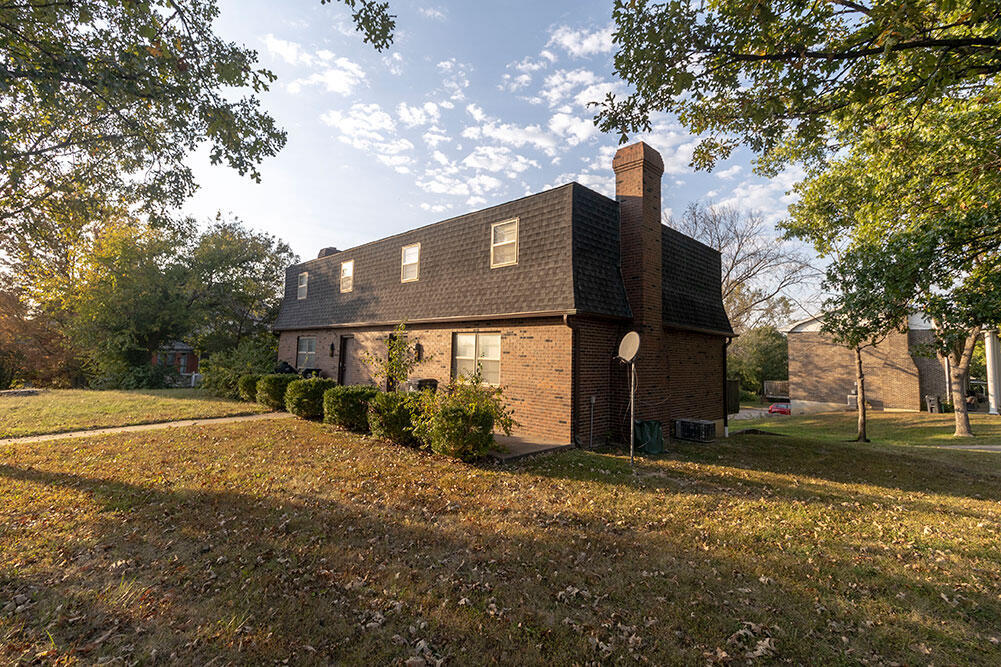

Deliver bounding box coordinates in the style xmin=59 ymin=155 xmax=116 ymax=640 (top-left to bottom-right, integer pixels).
xmin=633 ymin=419 xmax=664 ymax=455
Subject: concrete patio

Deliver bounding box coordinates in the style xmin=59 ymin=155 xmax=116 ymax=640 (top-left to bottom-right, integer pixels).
xmin=490 ymin=434 xmax=573 ymax=462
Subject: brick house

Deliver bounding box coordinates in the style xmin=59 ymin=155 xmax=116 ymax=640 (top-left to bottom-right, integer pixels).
xmin=273 ymin=142 xmax=733 ymax=444
xmin=784 ymin=314 xmax=948 ymax=414
xmin=152 ymin=341 xmax=200 ymax=383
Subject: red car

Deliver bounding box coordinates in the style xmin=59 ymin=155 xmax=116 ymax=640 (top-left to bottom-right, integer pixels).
xmin=768 ymin=403 xmax=791 ymax=415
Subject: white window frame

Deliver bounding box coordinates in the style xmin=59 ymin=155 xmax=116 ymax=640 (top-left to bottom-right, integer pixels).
xmin=340 ymin=260 xmax=354 ymax=293
xmin=297 ymin=272 xmax=308 ymax=300
xmin=401 ymin=242 xmax=420 ymax=283
xmin=452 ymin=332 xmax=501 ymax=385
xmin=297 ymin=336 xmax=317 ymax=369
xmin=490 ymin=218 xmax=519 ymax=268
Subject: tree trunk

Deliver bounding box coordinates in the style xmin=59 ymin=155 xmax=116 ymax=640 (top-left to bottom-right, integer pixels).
xmin=854 ymin=346 xmax=868 ymax=442
xmin=949 ymin=329 xmax=981 ymax=438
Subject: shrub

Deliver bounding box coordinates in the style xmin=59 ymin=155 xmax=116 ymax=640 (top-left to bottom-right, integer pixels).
xmin=285 ymin=377 xmax=338 ymax=419
xmin=237 ymin=374 xmax=261 ymax=402
xmin=201 ymin=336 xmax=277 ymax=399
xmin=323 ymin=385 xmax=379 ymax=431
xmin=413 ymin=370 xmax=516 ymax=461
xmin=97 ymin=363 xmax=179 ymax=390
xmin=368 ymin=391 xmax=420 ymax=446
xmin=424 ymin=402 xmax=495 ymax=461
xmin=256 ymin=373 xmax=298 ymax=411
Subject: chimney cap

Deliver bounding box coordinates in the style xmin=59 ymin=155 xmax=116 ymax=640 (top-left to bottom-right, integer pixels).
xmin=612 ymin=141 xmax=664 ymax=175
xmin=317 ymin=247 xmax=340 ymax=258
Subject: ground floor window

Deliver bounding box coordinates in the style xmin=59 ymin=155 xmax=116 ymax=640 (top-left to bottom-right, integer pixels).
xmin=297 ymin=336 xmax=317 ymax=369
xmin=453 ymin=332 xmax=500 ymax=384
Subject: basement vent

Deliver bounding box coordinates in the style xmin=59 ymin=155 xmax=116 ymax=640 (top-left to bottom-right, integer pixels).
xmin=674 ymin=419 xmax=716 ymax=443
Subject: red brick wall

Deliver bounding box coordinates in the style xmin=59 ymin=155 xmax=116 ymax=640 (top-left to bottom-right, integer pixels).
xmin=279 ymin=317 xmax=573 ymax=442
xmin=664 ymin=329 xmax=726 ymax=422
xmin=571 ymin=317 xmax=628 ymax=446
xmin=788 ymin=330 xmax=930 ymax=410
xmin=613 ymin=143 xmax=668 ymax=434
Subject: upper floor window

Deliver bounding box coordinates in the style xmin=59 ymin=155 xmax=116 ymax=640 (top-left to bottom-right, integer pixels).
xmin=297 ymin=336 xmax=316 ymax=369
xmin=340 ymin=260 xmax=354 ymax=293
xmin=453 ymin=332 xmax=501 ymax=385
xmin=297 ymin=272 xmax=308 ymax=299
xmin=491 ymin=219 xmax=518 ymax=268
xmin=401 ymin=243 xmax=420 ymax=283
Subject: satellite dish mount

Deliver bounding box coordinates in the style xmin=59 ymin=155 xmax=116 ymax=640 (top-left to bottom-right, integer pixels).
xmin=615 ymin=332 xmax=640 ymax=466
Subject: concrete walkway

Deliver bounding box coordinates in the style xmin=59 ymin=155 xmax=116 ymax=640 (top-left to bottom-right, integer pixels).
xmin=0 ymin=412 xmax=291 ymax=446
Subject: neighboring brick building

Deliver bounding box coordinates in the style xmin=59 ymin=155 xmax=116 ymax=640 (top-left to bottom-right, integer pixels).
xmin=785 ymin=314 xmax=948 ymax=414
xmin=152 ymin=341 xmax=200 ymax=385
xmin=273 ymin=142 xmax=733 ymax=444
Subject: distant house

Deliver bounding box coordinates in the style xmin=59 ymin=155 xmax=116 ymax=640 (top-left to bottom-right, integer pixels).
xmin=784 ymin=314 xmax=947 ymax=414
xmin=153 ymin=342 xmax=199 ymax=383
xmin=273 ymin=142 xmax=733 ymax=444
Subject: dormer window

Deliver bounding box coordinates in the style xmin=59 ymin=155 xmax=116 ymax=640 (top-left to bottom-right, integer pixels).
xmin=401 ymin=243 xmax=420 ymax=283
xmin=340 ymin=260 xmax=354 ymax=293
xmin=490 ymin=219 xmax=518 ymax=268
xmin=297 ymin=272 xmax=308 ymax=300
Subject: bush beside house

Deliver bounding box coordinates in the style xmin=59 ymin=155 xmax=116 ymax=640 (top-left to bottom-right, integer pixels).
xmin=256 ymin=374 xmax=298 ymax=411
xmin=285 ymin=377 xmax=337 ymax=419
xmin=368 ymin=391 xmax=420 ymax=447
xmin=323 ymin=385 xmax=379 ymax=432
xmin=237 ymin=374 xmax=261 ymax=402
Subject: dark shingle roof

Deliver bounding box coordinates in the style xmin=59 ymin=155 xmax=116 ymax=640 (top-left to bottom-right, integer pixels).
xmin=274 ymin=184 xmax=631 ymax=330
xmin=273 ymin=183 xmax=730 ymax=336
xmin=661 ymin=227 xmax=734 ymax=336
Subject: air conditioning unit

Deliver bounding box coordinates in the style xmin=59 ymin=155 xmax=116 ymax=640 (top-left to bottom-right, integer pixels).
xmin=674 ymin=418 xmax=716 ymax=443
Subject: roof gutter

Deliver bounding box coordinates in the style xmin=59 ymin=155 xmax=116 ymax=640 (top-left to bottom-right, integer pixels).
xmin=273 ymin=309 xmax=584 ymax=332
xmin=663 ymin=322 xmax=737 ymax=338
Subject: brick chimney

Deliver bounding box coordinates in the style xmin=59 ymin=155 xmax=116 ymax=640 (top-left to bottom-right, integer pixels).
xmin=613 ymin=142 xmax=665 ymax=420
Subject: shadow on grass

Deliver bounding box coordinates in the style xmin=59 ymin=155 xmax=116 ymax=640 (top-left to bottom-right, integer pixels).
xmin=2 ymin=423 xmax=1000 ymax=664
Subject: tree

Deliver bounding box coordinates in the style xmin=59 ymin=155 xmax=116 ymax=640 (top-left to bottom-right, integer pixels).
xmin=727 ymin=326 xmax=788 ymax=395
xmin=67 ymin=220 xmax=193 ymax=383
xmin=597 ymin=0 xmax=1001 ymax=174
xmin=670 ymin=202 xmax=814 ymax=333
xmin=364 ymin=322 xmax=430 ymax=391
xmin=820 ymin=249 xmax=911 ymax=443
xmin=1 ymin=0 xmax=395 ymax=233
xmin=185 ymin=215 xmax=296 ymax=357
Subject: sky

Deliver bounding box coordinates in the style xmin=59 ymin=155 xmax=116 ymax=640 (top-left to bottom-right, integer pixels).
xmin=184 ymin=0 xmax=804 ymax=264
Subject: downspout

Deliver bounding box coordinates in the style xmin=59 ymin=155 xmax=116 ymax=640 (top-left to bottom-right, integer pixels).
xmin=723 ymin=336 xmax=732 ymax=437
xmin=565 ymin=313 xmax=578 ymax=447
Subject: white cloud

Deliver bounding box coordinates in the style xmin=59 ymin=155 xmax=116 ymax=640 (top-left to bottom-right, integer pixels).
xmin=513 ymin=56 xmax=548 ymax=74
xmin=320 ymin=103 xmax=415 ymax=174
xmin=383 ymin=52 xmax=404 ymax=76
xmin=397 ymin=101 xmax=441 ymax=127
xmin=418 ymin=6 xmax=447 ymax=20
xmin=716 ymin=165 xmax=743 ymax=179
xmin=461 ymin=119 xmax=558 ymax=156
xmin=422 ymin=125 xmax=452 ymax=147
xmin=416 ymin=172 xmax=470 ymax=196
xmin=287 ymin=57 xmax=366 ymax=95
xmin=461 ymin=146 xmax=539 ymax=174
xmin=547 ymin=24 xmax=615 ymax=58
xmin=499 ymin=72 xmax=532 ymax=92
xmin=539 ymin=68 xmax=601 ymax=106
xmin=263 ymin=34 xmax=313 ymax=66
xmin=465 ymin=104 xmax=487 ymax=122
xmin=468 ymin=173 xmax=503 ymax=195
xmin=714 ymin=167 xmax=805 ymax=223
xmin=548 ymin=113 xmax=597 ymax=146
xmin=420 ymin=202 xmax=449 ymax=213
xmin=467 ymin=196 xmax=487 ymax=207
xmin=437 ymin=59 xmax=471 ymax=101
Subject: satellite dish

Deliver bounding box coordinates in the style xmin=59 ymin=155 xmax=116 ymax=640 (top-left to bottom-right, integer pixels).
xmin=617 ymin=331 xmax=640 ymax=363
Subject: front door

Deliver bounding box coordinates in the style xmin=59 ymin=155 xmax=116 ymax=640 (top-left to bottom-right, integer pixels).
xmin=337 ymin=335 xmax=352 ymax=385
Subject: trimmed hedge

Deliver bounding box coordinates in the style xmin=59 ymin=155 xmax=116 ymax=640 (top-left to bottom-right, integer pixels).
xmin=256 ymin=374 xmax=299 ymax=411
xmin=368 ymin=391 xmax=420 ymax=446
xmin=425 ymin=404 xmax=494 ymax=461
xmin=238 ymin=374 xmax=262 ymax=402
xmin=323 ymin=385 xmax=379 ymax=432
xmin=286 ymin=377 xmax=338 ymax=419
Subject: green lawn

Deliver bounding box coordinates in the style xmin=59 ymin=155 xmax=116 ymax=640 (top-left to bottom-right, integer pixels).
xmin=2 ymin=416 xmax=1000 ymax=664
xmin=0 ymin=388 xmax=267 ymax=438
xmin=737 ymin=409 xmax=1001 ymax=449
